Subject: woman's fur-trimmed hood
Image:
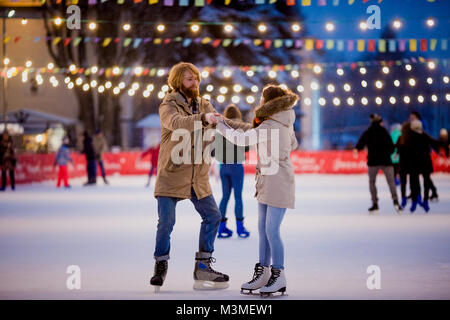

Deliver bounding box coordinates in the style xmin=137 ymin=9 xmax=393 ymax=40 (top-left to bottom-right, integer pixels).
xmin=254 ymin=93 xmax=299 ymax=118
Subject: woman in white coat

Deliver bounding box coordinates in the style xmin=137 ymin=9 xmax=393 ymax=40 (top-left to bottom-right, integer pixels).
xmin=216 ymin=84 xmax=299 ymax=296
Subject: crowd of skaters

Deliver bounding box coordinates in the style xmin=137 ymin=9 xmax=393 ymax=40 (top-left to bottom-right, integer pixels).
xmin=354 ymin=111 xmax=449 ymax=214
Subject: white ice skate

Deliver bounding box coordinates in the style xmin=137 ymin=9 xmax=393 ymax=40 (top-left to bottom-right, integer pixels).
xmin=241 ymin=263 xmax=271 ymax=295
xmin=260 ymin=267 xmax=287 ymax=298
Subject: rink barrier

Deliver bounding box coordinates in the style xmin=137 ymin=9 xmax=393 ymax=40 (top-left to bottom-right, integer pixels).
xmin=12 ymin=150 xmax=450 ymax=184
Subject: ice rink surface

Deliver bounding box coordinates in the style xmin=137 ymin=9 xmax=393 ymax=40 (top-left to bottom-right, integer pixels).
xmin=0 ymin=173 xmax=449 ymax=300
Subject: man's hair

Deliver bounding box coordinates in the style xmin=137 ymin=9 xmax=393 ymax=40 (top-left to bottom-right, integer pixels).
xmin=410 ymin=111 xmax=422 ymax=120
xmin=167 ymin=62 xmax=201 ymax=91
xmin=223 ymin=104 xmax=242 ymax=120
xmin=262 ymin=84 xmax=291 ymax=103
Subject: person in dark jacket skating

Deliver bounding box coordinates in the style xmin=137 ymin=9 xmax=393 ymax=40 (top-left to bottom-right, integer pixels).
xmin=82 ymin=131 xmax=97 ymax=186
xmin=354 ymin=114 xmax=402 ymax=214
xmin=408 ymin=120 xmax=440 ymax=213
xmin=0 ymin=131 xmax=16 ymax=191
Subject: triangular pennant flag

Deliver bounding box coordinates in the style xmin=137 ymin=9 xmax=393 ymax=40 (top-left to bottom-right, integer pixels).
xmin=223 ymin=39 xmax=232 ymax=47
xmin=233 ymin=39 xmax=243 ymax=46
xmin=388 ymin=39 xmax=396 ymax=52
xmin=264 ymin=39 xmax=272 ymax=49
xmin=3 ymin=36 xmax=11 ymax=43
xmin=133 ymin=38 xmax=142 ymax=48
xmin=73 ymin=37 xmax=82 ymax=46
xmin=347 ymin=40 xmax=354 ymax=51
xmin=123 ymin=38 xmax=132 ymax=47
xmin=64 ymin=38 xmax=72 ymax=46
xmin=287 ymin=0 xmax=296 ymax=5
xmin=326 ymin=39 xmax=334 ymax=50
xmin=368 ymin=39 xmax=375 ymax=52
xmin=183 ymin=39 xmax=192 ymax=47
xmin=337 ymin=40 xmax=344 ymax=51
xmin=318 ymin=0 xmax=326 ymax=6
xmin=441 ymin=39 xmax=448 ymax=51
xmin=301 ymin=0 xmax=311 ymax=5
xmin=53 ymin=37 xmax=61 ymax=45
xmin=14 ymin=36 xmax=21 ymax=43
xmin=430 ymin=39 xmax=437 ymax=51
xmin=212 ymin=39 xmax=222 ymax=47
xmin=357 ymin=39 xmax=365 ymax=52
xmin=420 ymin=39 xmax=427 ymax=52
xmin=179 ymin=0 xmax=188 ymax=5
xmin=316 ymin=39 xmax=324 ymax=50
xmin=305 ymin=39 xmax=314 ymax=51
xmin=274 ymin=39 xmax=283 ymax=48
xmin=163 ymin=0 xmax=173 ymax=5
xmin=378 ymin=39 xmax=386 ymax=52
xmin=399 ymin=39 xmax=406 ymax=52
xmin=103 ymin=38 xmax=112 ymax=47
xmin=154 ymin=38 xmax=162 ymax=44
xmin=409 ymin=39 xmax=417 ymax=52
xmin=194 ymin=0 xmax=205 ymax=6
xmin=253 ymin=39 xmax=262 ymax=46
xmin=285 ymin=39 xmax=294 ymax=48
xmin=333 ymin=0 xmax=339 ymax=5
xmin=201 ymin=37 xmax=212 ymax=44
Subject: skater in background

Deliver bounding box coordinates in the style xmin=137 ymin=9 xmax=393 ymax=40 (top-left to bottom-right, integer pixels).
xmin=402 ymin=111 xmax=439 ymax=203
xmin=216 ymin=84 xmax=298 ymax=297
xmin=354 ymin=114 xmax=402 ymax=214
xmin=0 ymin=131 xmax=16 ymax=191
xmin=390 ymin=124 xmax=402 ymax=186
xmin=396 ymin=124 xmax=412 ymax=208
xmin=82 ymin=131 xmax=97 ymax=186
xmin=53 ymin=136 xmax=74 ymax=188
xmin=140 ymin=142 xmax=160 ymax=188
xmin=408 ymin=120 xmax=440 ymax=213
xmin=150 ymin=62 xmax=250 ymax=291
xmin=93 ymin=129 xmax=109 ymax=185
xmin=214 ymin=104 xmax=250 ymax=239
xmin=438 ymin=128 xmax=449 ymax=158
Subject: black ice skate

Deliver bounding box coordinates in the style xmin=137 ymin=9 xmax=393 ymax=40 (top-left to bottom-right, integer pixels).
xmin=193 ymin=252 xmax=229 ymax=290
xmin=368 ymin=203 xmax=379 ymax=215
xmin=393 ymin=200 xmax=403 ymax=214
xmin=150 ymin=260 xmax=168 ymax=293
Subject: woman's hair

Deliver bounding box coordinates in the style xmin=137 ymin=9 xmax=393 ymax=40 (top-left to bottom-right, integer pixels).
xmin=223 ymin=104 xmax=242 ymax=120
xmin=167 ymin=62 xmax=201 ymax=91
xmin=262 ymin=84 xmax=291 ymax=103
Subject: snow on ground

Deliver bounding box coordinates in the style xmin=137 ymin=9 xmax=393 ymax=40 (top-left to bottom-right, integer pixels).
xmin=0 ymin=173 xmax=449 ymax=300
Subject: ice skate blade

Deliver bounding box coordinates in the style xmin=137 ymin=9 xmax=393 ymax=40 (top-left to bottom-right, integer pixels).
xmin=260 ymin=291 xmax=288 ymax=298
xmin=240 ymin=289 xmax=259 ymax=296
xmin=153 ymin=285 xmax=161 ymax=293
xmin=193 ymin=280 xmax=229 ymax=290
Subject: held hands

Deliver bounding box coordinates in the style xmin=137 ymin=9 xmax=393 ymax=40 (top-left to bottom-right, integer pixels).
xmin=204 ymin=112 xmax=223 ymax=125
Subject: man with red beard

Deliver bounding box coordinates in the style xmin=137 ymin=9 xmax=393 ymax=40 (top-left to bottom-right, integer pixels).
xmin=150 ymin=62 xmax=251 ymax=291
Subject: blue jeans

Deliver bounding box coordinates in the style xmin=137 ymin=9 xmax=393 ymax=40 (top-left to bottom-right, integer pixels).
xmin=219 ymin=164 xmax=244 ymax=220
xmin=97 ymin=160 xmax=106 ymax=178
xmin=258 ymin=202 xmax=286 ymax=270
xmin=154 ymin=188 xmax=221 ymax=261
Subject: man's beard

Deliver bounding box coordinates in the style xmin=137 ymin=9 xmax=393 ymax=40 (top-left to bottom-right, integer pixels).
xmin=181 ymin=84 xmax=200 ymax=99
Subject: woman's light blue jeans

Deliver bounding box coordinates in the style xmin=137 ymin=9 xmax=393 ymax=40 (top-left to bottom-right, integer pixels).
xmin=258 ymin=202 xmax=287 ymax=270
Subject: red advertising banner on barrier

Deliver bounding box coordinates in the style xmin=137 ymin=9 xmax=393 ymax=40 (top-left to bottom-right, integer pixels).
xmin=13 ymin=150 xmax=450 ymax=184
